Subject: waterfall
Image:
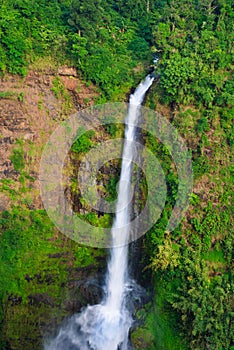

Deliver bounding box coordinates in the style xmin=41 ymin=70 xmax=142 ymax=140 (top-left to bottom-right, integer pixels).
xmin=45 ymin=75 xmax=154 ymax=350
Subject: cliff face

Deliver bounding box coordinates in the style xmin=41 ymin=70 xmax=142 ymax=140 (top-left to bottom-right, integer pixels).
xmin=0 ymin=64 xmax=97 ymax=208
xmin=0 ymin=64 xmax=105 ymax=350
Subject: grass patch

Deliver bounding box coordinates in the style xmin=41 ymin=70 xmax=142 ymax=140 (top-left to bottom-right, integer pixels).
xmin=0 ymin=91 xmax=24 ymax=101
xmin=131 ymin=279 xmax=188 ymax=350
xmin=0 ymin=207 xmax=104 ymax=302
xmin=203 ymin=248 xmax=225 ymax=264
xmin=150 ymin=281 xmax=188 ymax=350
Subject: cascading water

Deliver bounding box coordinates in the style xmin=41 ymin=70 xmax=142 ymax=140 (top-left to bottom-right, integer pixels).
xmin=45 ymin=75 xmax=154 ymax=350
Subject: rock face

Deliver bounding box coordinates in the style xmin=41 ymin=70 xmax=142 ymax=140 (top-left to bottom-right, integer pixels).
xmin=57 ymin=66 xmax=78 ymax=77
xmin=0 ymin=65 xmax=97 ymax=208
xmin=0 ymin=65 xmax=103 ymax=349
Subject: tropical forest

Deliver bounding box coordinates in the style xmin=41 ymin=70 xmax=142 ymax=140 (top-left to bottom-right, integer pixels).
xmin=0 ymin=0 xmax=233 ymax=349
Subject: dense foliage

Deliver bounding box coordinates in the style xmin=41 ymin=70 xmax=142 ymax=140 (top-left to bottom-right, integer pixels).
xmin=0 ymin=0 xmax=152 ymax=98
xmin=0 ymin=0 xmax=233 ymax=349
xmin=141 ymin=1 xmax=233 ymax=349
xmin=153 ymin=0 xmax=233 ymax=110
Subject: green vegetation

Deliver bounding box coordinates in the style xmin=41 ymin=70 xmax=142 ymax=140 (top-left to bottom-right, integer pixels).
xmin=0 ymin=207 xmax=101 ymax=300
xmin=137 ymin=1 xmax=233 ymax=349
xmin=0 ymin=138 xmax=105 ymax=349
xmin=0 ymin=0 xmax=152 ymax=98
xmin=0 ymin=206 xmax=104 ymax=349
xmin=152 ymin=0 xmax=233 ymax=108
xmin=0 ymin=0 xmax=233 ymax=349
xmin=0 ymin=90 xmax=24 ymax=101
xmin=140 ymin=282 xmax=188 ymax=350
xmin=10 ymin=146 xmax=24 ymax=172
xmin=71 ymin=128 xmax=95 ymax=153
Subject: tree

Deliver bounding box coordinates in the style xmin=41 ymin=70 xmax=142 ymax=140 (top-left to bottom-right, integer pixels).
xmin=68 ymin=0 xmax=103 ymax=40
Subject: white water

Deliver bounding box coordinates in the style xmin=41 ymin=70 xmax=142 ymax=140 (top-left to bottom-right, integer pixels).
xmin=45 ymin=75 xmax=154 ymax=350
